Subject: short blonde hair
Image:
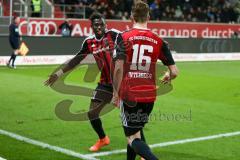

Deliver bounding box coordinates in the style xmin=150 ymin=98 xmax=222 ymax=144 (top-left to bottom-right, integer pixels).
xmin=131 ymin=1 xmax=150 ymax=23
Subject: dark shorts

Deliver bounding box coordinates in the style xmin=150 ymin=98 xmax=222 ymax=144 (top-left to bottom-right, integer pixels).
xmin=120 ymin=101 xmax=154 ymax=136
xmin=88 ymin=83 xmax=114 ymax=120
xmin=10 ymin=40 xmax=20 ymax=50
xmin=91 ymin=83 xmax=113 ymax=103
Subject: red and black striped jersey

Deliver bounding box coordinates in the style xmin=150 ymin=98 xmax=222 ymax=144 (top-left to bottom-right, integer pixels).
xmin=75 ymin=29 xmax=120 ymax=85
xmin=115 ymin=27 xmax=175 ymax=102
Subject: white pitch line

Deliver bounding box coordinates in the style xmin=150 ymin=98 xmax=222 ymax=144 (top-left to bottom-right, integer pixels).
xmin=86 ymin=131 xmax=240 ymax=157
xmin=0 ymin=157 xmax=7 ymax=160
xmin=0 ymin=129 xmax=98 ymax=160
xmin=0 ymin=66 xmax=57 ymax=69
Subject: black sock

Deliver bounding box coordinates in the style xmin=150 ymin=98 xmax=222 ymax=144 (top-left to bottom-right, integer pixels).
xmin=12 ymin=54 xmax=17 ymax=66
xmin=90 ymin=118 xmax=106 ymax=139
xmin=8 ymin=54 xmax=14 ymax=64
xmin=131 ymin=138 xmax=158 ymax=160
xmin=127 ymin=144 xmax=136 ymax=160
xmin=8 ymin=59 xmax=12 ymax=64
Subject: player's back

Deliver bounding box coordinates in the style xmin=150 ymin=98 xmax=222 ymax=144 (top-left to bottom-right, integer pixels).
xmin=120 ymin=27 xmax=164 ymax=102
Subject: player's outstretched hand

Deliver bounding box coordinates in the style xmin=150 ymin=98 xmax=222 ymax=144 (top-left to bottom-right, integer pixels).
xmin=44 ymin=74 xmax=58 ymax=86
xmin=161 ymin=72 xmax=171 ymax=84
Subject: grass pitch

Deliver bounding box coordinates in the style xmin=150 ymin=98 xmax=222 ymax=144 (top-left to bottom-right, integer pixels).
xmin=0 ymin=61 xmax=240 ymax=160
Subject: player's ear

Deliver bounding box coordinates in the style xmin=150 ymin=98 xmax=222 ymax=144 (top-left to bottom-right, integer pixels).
xmin=147 ymin=14 xmax=150 ymax=21
xmin=130 ymin=15 xmax=135 ymax=23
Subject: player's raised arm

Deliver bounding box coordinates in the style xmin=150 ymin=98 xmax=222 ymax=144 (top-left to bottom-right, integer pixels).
xmin=159 ymin=41 xmax=179 ymax=84
xmin=44 ymin=39 xmax=89 ymax=86
xmin=112 ymin=33 xmax=125 ymax=104
xmin=113 ymin=59 xmax=124 ymax=93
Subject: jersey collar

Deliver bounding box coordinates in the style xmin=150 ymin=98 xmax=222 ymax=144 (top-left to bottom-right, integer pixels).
xmin=133 ymin=25 xmax=150 ymax=30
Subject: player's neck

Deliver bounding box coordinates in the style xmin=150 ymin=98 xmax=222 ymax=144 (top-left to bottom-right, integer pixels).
xmin=133 ymin=23 xmax=148 ymax=30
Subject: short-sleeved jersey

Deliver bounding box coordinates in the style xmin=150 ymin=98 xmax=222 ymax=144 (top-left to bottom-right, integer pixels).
xmin=75 ymin=29 xmax=120 ymax=85
xmin=115 ymin=27 xmax=175 ymax=102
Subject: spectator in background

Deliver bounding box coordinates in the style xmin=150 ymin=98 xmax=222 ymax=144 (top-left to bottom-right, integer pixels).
xmin=74 ymin=1 xmax=85 ymax=18
xmin=234 ymin=1 xmax=240 ymax=22
xmin=124 ymin=0 xmax=134 ymax=15
xmin=31 ymin=0 xmax=42 ymax=17
xmin=7 ymin=16 xmax=21 ymax=69
xmin=122 ymin=11 xmax=129 ymax=20
xmin=85 ymin=3 xmax=97 ymax=18
xmin=150 ymin=0 xmax=160 ymax=20
xmin=174 ymin=6 xmax=184 ymax=21
xmin=59 ymin=0 xmax=66 ymax=11
xmin=233 ymin=0 xmax=240 ymax=14
xmin=207 ymin=6 xmax=216 ymax=22
xmin=196 ymin=7 xmax=207 ymax=22
xmin=55 ymin=0 xmax=240 ymax=23
xmin=109 ymin=0 xmax=124 ymax=19
xmin=66 ymin=5 xmax=76 ymax=18
xmin=59 ymin=19 xmax=73 ymax=36
xmin=97 ymin=1 xmax=108 ymax=14
xmin=220 ymin=5 xmax=232 ymax=23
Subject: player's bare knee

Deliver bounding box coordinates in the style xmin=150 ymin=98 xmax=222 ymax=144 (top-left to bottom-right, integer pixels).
xmin=127 ymin=131 xmax=141 ymax=145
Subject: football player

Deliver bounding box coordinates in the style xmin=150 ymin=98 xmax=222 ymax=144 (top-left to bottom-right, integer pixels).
xmin=45 ymin=12 xmax=120 ymax=152
xmin=113 ymin=1 xmax=179 ymax=159
xmin=7 ymin=16 xmax=21 ymax=69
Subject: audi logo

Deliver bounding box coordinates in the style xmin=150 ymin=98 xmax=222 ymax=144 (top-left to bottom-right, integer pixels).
xmin=19 ymin=20 xmax=58 ymax=36
xmin=200 ymin=39 xmax=233 ymax=53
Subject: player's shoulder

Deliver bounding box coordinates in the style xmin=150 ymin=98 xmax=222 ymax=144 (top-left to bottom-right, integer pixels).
xmin=150 ymin=31 xmax=169 ymax=48
xmin=81 ymin=35 xmax=95 ymax=48
xmin=122 ymin=28 xmax=134 ymax=34
xmin=142 ymin=30 xmax=164 ymax=45
xmin=151 ymin=31 xmax=164 ymax=41
xmin=85 ymin=34 xmax=95 ymax=40
xmin=83 ymin=34 xmax=95 ymax=42
xmin=120 ymin=28 xmax=135 ymax=38
xmin=106 ymin=29 xmax=121 ymax=38
xmin=107 ymin=28 xmax=121 ymax=34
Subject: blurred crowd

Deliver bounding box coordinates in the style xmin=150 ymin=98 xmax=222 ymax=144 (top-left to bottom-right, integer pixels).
xmin=53 ymin=0 xmax=240 ymax=23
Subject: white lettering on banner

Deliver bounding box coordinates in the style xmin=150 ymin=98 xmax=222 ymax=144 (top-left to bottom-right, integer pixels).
xmin=18 ymin=18 xmax=240 ymax=37
xmin=152 ymin=28 xmax=198 ymax=38
xmin=71 ymin=24 xmax=93 ymax=36
xmin=19 ymin=20 xmax=58 ymax=36
xmin=201 ymin=28 xmax=234 ymax=38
